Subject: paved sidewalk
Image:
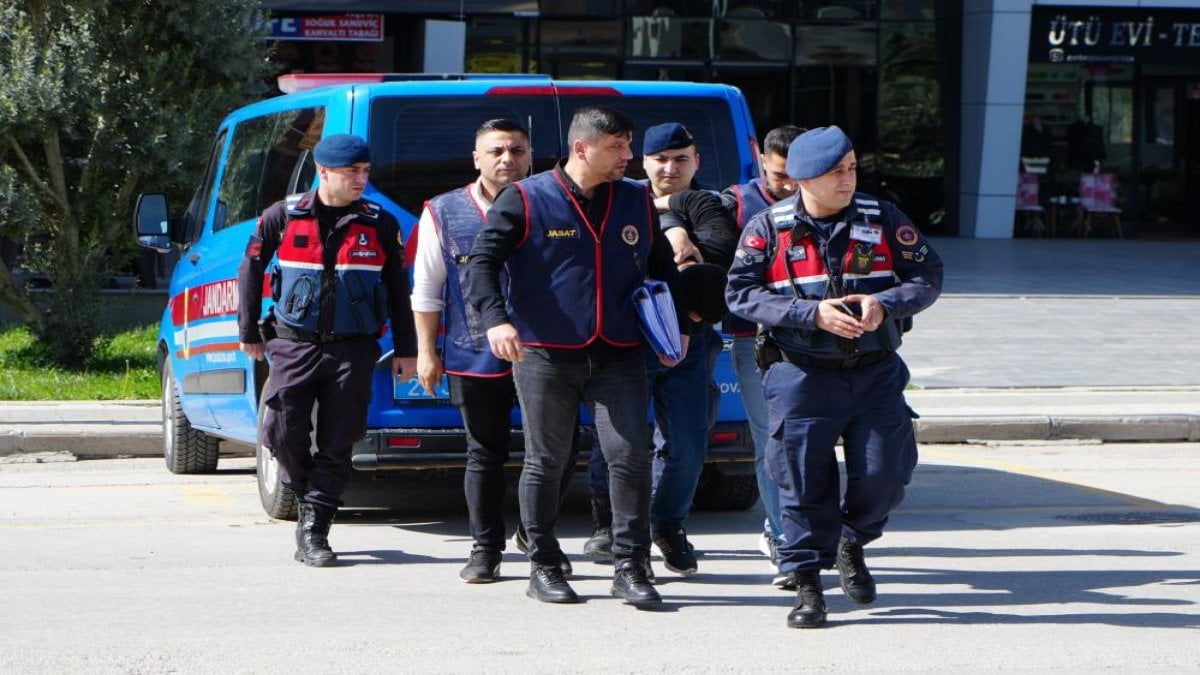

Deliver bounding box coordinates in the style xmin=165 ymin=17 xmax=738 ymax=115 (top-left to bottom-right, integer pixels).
xmin=1 ymin=238 xmax=1198 ymax=457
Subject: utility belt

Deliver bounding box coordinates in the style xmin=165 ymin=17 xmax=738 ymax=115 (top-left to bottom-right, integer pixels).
xmin=755 ymin=335 xmax=890 ymax=371
xmin=274 ymin=323 xmax=375 ymax=344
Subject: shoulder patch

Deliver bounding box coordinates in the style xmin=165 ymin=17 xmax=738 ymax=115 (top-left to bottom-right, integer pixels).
xmin=895 ymin=224 xmax=920 ymax=246
xmin=285 ymin=192 xmax=311 ymax=216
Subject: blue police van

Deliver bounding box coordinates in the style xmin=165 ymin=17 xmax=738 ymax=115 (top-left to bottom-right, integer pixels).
xmin=134 ymin=74 xmax=763 ymax=519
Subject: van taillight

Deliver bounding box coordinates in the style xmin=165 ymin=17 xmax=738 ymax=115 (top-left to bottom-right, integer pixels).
xmin=710 ymin=430 xmax=739 ymax=444
xmin=387 ymin=436 xmax=421 ymax=448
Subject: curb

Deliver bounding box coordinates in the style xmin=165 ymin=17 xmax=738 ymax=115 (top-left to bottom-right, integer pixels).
xmin=2 ymin=414 xmax=1197 ymax=459
xmin=915 ymin=414 xmax=1200 ymax=444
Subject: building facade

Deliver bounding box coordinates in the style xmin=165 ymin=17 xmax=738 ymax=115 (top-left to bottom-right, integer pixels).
xmin=259 ymin=0 xmax=1200 ymax=239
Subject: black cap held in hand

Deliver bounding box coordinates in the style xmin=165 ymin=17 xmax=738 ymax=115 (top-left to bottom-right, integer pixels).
xmin=679 ymin=263 xmax=729 ymax=325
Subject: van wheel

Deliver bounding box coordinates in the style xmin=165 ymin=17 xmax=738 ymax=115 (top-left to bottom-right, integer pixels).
xmin=256 ymin=377 xmax=299 ymax=521
xmin=692 ymin=465 xmax=759 ymax=512
xmin=162 ymin=361 xmax=219 ymax=474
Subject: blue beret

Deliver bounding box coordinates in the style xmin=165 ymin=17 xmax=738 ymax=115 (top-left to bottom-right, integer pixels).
xmin=785 ymin=126 xmax=853 ymax=179
xmin=643 ymin=122 xmax=695 ymax=155
xmin=314 ymin=134 xmax=371 ymax=168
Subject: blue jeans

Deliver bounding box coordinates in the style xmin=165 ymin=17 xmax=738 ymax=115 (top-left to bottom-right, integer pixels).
xmin=647 ymin=326 xmax=719 ymax=529
xmin=513 ymin=346 xmax=651 ymax=565
xmin=732 ymin=335 xmax=784 ymax=541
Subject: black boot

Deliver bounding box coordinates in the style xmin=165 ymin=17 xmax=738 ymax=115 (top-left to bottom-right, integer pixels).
xmin=611 ymin=558 xmax=661 ymax=608
xmin=836 ymin=538 xmax=877 ymax=605
xmin=582 ymin=497 xmax=613 ymax=562
xmin=294 ymin=502 xmax=338 ymax=567
xmin=786 ymin=570 xmax=827 ymax=628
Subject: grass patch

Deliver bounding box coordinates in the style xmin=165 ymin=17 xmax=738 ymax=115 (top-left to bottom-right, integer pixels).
xmin=0 ymin=324 xmax=159 ymax=400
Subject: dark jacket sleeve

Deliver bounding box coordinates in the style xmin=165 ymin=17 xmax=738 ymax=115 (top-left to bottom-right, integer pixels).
xmin=873 ymin=201 xmax=943 ymax=320
xmin=380 ymin=213 xmax=417 ymax=357
xmin=667 ymin=189 xmax=738 ymax=269
xmin=466 ymin=184 xmax=524 ymax=329
xmin=236 ymin=201 xmax=287 ymax=343
xmin=644 ymin=202 xmax=688 ymax=333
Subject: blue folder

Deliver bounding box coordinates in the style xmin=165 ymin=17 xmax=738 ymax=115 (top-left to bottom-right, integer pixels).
xmin=632 ymin=279 xmax=683 ymax=362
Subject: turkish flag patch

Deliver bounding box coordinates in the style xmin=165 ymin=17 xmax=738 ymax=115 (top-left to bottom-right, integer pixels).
xmin=744 ymin=235 xmax=766 ymax=250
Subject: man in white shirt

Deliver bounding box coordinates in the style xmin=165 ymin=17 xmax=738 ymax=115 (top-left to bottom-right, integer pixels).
xmin=411 ymin=119 xmax=573 ymax=583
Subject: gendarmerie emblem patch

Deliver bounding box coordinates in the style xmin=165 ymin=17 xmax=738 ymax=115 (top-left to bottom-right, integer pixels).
xmin=621 ymin=224 xmax=639 ymax=245
xmin=895 ymin=224 xmax=920 ymax=246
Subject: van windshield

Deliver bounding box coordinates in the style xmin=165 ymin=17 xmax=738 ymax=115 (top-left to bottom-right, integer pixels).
xmin=368 ymin=93 xmax=744 ymax=218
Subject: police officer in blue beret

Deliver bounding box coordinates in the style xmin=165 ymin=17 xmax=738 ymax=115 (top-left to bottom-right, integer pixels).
xmin=725 ymin=126 xmax=943 ymax=628
xmin=238 ymin=133 xmax=418 ymax=567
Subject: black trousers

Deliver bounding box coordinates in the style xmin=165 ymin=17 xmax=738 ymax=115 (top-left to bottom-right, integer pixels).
xmin=451 ymin=372 xmax=579 ymax=552
xmin=260 ymin=336 xmax=380 ymax=508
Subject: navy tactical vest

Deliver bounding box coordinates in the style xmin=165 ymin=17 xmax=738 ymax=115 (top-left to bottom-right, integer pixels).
xmin=761 ymin=193 xmax=905 ymax=357
xmin=427 ymin=186 xmax=510 ymax=377
xmin=271 ymin=193 xmax=389 ymax=337
xmin=506 ymin=171 xmax=653 ymax=348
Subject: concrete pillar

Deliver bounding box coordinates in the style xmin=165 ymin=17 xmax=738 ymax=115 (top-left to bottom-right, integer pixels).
xmin=959 ymin=0 xmax=1034 ymax=238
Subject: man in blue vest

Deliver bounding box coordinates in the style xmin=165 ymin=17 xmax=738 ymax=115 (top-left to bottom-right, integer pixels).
xmin=726 ymin=126 xmax=943 ymax=628
xmin=237 ymin=134 xmax=417 ymax=567
xmin=467 ymin=106 xmax=687 ymax=609
xmin=719 ymin=125 xmax=803 ymax=581
xmin=411 ymin=118 xmax=576 ymax=583
xmin=597 ymin=122 xmax=736 ymax=577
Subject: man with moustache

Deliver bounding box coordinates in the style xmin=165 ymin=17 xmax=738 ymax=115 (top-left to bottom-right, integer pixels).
xmin=412 ymin=118 xmax=575 ymax=583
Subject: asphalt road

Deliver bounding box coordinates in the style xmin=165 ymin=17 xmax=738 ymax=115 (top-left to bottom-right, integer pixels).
xmin=2 ymin=443 xmax=1198 ymax=673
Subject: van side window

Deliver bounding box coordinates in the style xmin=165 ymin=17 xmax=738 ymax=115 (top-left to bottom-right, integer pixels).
xmin=214 ymin=107 xmax=325 ymax=232
xmin=367 ymin=97 xmax=559 ymax=218
xmin=181 ymin=129 xmax=227 ymax=245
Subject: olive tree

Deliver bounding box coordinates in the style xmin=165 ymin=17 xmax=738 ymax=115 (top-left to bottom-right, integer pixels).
xmin=0 ymin=0 xmax=271 ymax=364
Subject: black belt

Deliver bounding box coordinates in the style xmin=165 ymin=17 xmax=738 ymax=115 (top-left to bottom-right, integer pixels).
xmin=779 ymin=349 xmax=890 ymax=371
xmin=275 ymin=324 xmax=374 ymax=344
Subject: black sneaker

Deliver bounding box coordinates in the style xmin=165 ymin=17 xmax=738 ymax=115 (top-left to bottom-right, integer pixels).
xmin=527 ymin=563 xmax=579 ymax=604
xmin=459 ymin=547 xmax=502 ymax=584
xmin=835 ymin=538 xmax=877 ymax=605
xmin=611 ymin=559 xmax=661 ymax=608
xmin=513 ymin=528 xmax=572 ymax=577
xmin=786 ymin=570 xmax=827 ymax=629
xmin=652 ymin=525 xmax=698 ymax=576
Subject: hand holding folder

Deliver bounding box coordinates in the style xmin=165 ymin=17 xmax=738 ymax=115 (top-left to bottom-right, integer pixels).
xmin=631 ymin=279 xmax=683 ymax=363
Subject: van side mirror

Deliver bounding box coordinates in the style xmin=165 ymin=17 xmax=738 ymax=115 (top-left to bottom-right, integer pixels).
xmin=134 ymin=193 xmax=172 ymax=252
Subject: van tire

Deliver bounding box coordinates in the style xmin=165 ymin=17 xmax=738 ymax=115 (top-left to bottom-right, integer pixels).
xmin=162 ymin=361 xmax=220 ymax=474
xmin=692 ymin=465 xmax=759 ymax=512
xmin=256 ymin=376 xmax=299 ymax=521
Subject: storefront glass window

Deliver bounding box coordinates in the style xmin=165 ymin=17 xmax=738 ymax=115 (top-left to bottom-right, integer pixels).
xmin=466 ymin=17 xmax=526 ymax=74
xmin=718 ymin=13 xmax=791 ymax=60
xmin=540 ymin=20 xmax=621 ymax=78
xmin=627 ymin=13 xmax=713 ymax=60
xmin=875 ymin=17 xmax=946 ymax=229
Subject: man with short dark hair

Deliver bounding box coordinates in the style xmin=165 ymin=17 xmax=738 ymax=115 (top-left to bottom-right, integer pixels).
xmin=720 ymin=124 xmax=804 ymax=579
xmin=412 ymin=118 xmax=567 ymax=583
xmin=238 ymin=133 xmax=417 ymax=567
xmin=467 ymin=106 xmax=686 ymax=608
xmin=727 ymin=125 xmax=943 ymax=628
